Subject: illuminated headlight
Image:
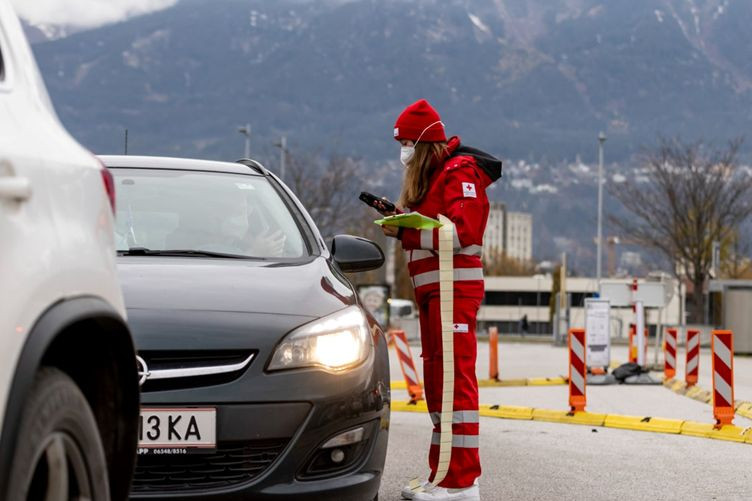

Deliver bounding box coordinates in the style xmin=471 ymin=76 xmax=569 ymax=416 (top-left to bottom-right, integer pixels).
xmin=268 ymin=306 xmax=371 ymax=372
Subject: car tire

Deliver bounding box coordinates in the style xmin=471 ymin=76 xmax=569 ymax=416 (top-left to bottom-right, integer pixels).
xmin=6 ymin=367 xmax=111 ymax=501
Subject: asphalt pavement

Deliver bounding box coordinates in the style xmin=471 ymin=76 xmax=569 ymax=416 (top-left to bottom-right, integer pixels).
xmin=380 ymin=411 xmax=752 ymax=501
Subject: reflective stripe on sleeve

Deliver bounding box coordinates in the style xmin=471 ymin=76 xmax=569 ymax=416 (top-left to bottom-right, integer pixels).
xmin=457 ymin=244 xmax=482 ymax=256
xmin=420 ymin=229 xmax=434 ymax=249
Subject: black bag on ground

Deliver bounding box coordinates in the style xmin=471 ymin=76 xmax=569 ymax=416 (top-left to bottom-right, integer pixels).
xmin=612 ymin=362 xmax=645 ymax=382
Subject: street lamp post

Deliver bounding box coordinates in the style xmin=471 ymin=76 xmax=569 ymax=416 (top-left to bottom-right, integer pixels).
xmin=274 ymin=135 xmax=287 ymax=183
xmin=238 ymin=124 xmax=251 ymax=158
xmin=596 ymin=131 xmax=607 ymax=287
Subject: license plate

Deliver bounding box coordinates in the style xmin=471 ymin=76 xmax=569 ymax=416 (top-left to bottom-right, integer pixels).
xmin=138 ymin=408 xmax=216 ymax=453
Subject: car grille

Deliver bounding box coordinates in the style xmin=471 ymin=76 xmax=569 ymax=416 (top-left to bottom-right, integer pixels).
xmin=139 ymin=350 xmax=255 ymax=392
xmin=131 ymin=439 xmax=288 ymax=492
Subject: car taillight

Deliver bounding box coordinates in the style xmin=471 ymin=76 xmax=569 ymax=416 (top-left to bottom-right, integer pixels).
xmin=101 ymin=167 xmax=116 ymax=213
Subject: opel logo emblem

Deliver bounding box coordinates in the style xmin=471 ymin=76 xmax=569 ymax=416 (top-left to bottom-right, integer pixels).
xmin=136 ymin=355 xmax=150 ymax=386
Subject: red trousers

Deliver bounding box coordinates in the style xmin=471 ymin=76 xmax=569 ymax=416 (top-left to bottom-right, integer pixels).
xmin=418 ymin=293 xmax=481 ymax=488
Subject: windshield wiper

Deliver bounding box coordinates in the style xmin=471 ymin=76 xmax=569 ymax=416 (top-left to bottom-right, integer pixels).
xmin=118 ymin=247 xmax=251 ymax=259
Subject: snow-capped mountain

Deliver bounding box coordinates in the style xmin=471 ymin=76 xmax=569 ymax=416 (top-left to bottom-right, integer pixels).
xmin=26 ymin=0 xmax=752 ymax=269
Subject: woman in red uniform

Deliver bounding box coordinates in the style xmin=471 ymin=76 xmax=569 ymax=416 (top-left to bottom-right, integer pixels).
xmin=382 ymin=99 xmax=501 ymax=501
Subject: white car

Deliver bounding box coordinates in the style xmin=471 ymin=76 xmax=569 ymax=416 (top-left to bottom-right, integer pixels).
xmin=0 ymin=2 xmax=138 ymax=500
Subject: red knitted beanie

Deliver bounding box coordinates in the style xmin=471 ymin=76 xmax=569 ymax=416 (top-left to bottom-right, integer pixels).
xmin=393 ymin=99 xmax=446 ymax=143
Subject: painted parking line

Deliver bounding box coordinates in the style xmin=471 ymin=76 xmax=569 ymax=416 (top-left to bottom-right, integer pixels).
xmin=663 ymin=378 xmax=752 ymax=420
xmin=391 ymin=400 xmax=752 ymax=445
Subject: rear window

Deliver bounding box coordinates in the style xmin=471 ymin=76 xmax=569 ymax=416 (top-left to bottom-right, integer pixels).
xmin=111 ymin=168 xmax=307 ymax=259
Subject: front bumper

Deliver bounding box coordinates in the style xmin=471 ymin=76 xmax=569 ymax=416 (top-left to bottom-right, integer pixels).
xmin=130 ymin=343 xmax=390 ymax=500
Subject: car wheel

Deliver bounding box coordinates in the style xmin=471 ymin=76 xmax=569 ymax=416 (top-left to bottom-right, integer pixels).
xmin=6 ymin=368 xmax=110 ymax=501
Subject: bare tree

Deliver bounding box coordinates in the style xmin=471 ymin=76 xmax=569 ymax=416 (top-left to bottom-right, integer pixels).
xmin=610 ymin=138 xmax=752 ymax=323
xmin=285 ymin=149 xmax=364 ymax=241
xmin=483 ymin=249 xmax=536 ymax=276
xmin=721 ymin=231 xmax=752 ymax=279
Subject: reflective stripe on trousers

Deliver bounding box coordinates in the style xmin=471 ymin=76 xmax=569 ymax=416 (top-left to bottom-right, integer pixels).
xmin=430 ymin=410 xmax=479 ymax=426
xmin=431 ymin=432 xmax=479 ymax=448
xmin=412 ymin=267 xmax=484 ymax=288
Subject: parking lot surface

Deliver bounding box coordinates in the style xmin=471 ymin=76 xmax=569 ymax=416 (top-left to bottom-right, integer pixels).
xmin=381 ymin=411 xmax=752 ymax=501
xmin=385 ymin=340 xmax=752 ymax=500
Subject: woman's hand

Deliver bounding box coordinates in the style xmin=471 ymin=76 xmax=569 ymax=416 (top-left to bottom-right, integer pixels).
xmin=381 ymin=225 xmax=400 ymax=238
xmin=373 ymin=198 xmax=400 ymax=217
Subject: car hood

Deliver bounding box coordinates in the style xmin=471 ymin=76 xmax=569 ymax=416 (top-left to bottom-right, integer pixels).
xmin=117 ymin=255 xmax=357 ymax=318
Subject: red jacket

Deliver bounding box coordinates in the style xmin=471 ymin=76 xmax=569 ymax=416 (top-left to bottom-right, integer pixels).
xmin=399 ymin=137 xmax=502 ymax=301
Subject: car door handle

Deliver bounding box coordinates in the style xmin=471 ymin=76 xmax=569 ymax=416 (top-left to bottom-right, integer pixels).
xmin=0 ymin=176 xmax=32 ymax=201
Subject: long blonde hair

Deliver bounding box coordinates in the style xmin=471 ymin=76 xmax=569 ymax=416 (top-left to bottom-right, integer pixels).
xmin=399 ymin=142 xmax=448 ymax=208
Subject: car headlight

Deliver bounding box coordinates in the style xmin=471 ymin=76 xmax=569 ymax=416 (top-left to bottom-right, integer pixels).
xmin=268 ymin=306 xmax=372 ymax=372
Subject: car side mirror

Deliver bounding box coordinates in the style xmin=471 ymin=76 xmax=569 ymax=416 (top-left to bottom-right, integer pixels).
xmin=330 ymin=235 xmax=385 ymax=273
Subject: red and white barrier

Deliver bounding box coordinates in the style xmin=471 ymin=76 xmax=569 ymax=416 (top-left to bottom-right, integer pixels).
xmin=711 ymin=330 xmax=735 ymax=427
xmin=685 ymin=328 xmax=700 ymax=386
xmin=568 ymin=328 xmax=587 ymax=412
xmin=489 ymin=326 xmax=499 ymax=381
xmin=391 ymin=329 xmax=424 ymax=403
xmin=664 ymin=328 xmax=678 ymax=379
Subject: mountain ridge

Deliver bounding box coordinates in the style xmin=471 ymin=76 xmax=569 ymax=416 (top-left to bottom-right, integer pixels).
xmin=26 ymin=0 xmax=752 ymax=270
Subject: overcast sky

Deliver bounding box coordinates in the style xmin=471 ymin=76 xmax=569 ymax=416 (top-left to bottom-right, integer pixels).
xmin=11 ymin=0 xmax=178 ymax=28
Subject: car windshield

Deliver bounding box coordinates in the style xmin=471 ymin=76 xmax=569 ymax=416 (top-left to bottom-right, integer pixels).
xmin=111 ymin=168 xmax=307 ymax=259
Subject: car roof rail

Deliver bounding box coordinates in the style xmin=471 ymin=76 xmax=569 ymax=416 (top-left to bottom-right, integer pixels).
xmin=235 ymin=158 xmax=271 ymax=176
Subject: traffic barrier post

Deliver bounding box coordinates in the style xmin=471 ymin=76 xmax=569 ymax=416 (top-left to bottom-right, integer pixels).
xmin=489 ymin=326 xmax=499 ymax=381
xmin=711 ymin=330 xmax=735 ymax=427
xmin=628 ymin=323 xmax=637 ymax=363
xmin=392 ymin=330 xmax=423 ymax=403
xmin=664 ymin=328 xmax=678 ymax=379
xmin=568 ymin=328 xmax=587 ymax=412
xmin=686 ymin=329 xmax=700 ymax=386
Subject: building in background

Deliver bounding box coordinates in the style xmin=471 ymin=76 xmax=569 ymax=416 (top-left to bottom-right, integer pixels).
xmin=479 ymin=275 xmax=681 ymax=337
xmin=483 ymin=202 xmax=533 ymax=262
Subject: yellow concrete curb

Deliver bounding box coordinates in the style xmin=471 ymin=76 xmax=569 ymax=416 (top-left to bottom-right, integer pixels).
xmin=527 ymin=377 xmax=568 ymax=386
xmin=736 ymin=402 xmax=752 ymax=420
xmin=679 ymin=421 xmax=715 ymax=439
xmin=480 ymin=404 xmax=533 ymax=420
xmin=706 ymin=425 xmax=750 ymax=443
xmin=391 ymin=376 xmax=568 ymax=391
xmin=681 ymin=421 xmax=751 ymax=443
xmin=479 ymin=378 xmax=530 ymax=387
xmin=391 ymin=380 xmax=408 ymax=390
xmin=532 ymin=409 xmax=606 ymax=426
xmin=391 ymin=400 xmax=428 ymax=413
xmin=663 ymin=378 xmax=752 ymax=418
xmin=391 ymin=400 xmax=752 ymax=446
xmin=604 ymin=414 xmax=683 ymax=434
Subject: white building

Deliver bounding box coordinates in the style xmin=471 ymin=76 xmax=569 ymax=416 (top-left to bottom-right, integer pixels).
xmin=506 ymin=211 xmax=533 ymax=261
xmin=478 ymin=275 xmax=681 ymax=338
xmin=483 ymin=203 xmax=533 ymax=262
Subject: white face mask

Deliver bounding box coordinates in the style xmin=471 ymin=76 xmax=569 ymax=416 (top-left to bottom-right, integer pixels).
xmin=397 ymin=119 xmax=444 ymax=168
xmin=400 ymin=146 xmax=415 ymax=167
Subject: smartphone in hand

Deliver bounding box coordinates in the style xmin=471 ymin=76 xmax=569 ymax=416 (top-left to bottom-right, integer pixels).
xmin=359 ymin=191 xmax=396 ymax=214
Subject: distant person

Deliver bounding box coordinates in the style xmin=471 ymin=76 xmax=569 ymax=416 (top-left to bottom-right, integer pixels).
xmin=521 ymin=314 xmax=529 ymax=337
xmin=380 ymin=99 xmax=501 ymax=501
